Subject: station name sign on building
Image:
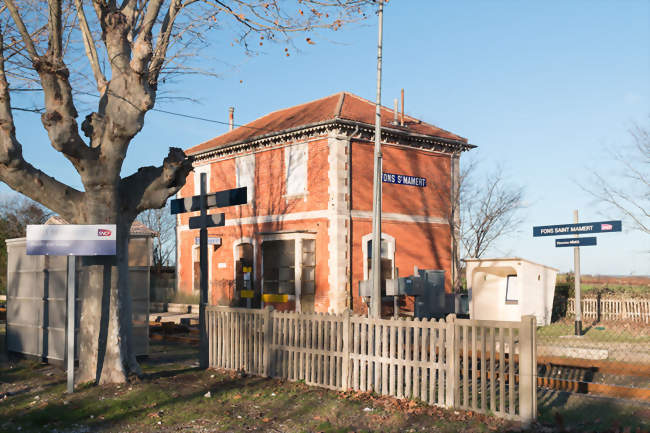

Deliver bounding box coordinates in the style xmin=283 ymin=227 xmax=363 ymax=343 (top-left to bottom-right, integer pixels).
xmin=26 ymin=224 xmax=117 ymax=256
xmin=382 ymin=172 xmax=427 ymax=187
xmin=532 ymin=220 xmax=621 ymax=237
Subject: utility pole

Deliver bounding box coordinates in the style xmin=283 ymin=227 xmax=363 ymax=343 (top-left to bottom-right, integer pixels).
xmin=370 ymin=0 xmax=384 ymax=318
xmin=198 ymin=173 xmax=209 ymax=367
xmin=573 ymin=209 xmax=582 ymax=336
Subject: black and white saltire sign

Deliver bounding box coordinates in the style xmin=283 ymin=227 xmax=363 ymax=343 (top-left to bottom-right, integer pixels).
xmin=170 ymin=187 xmax=247 ymax=214
xmin=188 ymin=213 xmax=225 ymax=230
xmin=26 ymin=224 xmax=116 ymax=255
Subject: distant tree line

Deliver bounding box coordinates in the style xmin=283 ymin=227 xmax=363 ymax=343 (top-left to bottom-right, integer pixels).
xmin=0 ymin=197 xmax=51 ymax=294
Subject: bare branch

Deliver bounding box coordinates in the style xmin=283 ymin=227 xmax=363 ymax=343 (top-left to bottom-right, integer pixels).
xmin=460 ymin=164 xmax=525 ymax=259
xmin=130 ymin=0 xmax=164 ymax=74
xmin=0 ymin=30 xmax=83 ymax=220
xmin=119 ymin=147 xmax=192 ymax=215
xmin=74 ymin=0 xmax=108 ymax=92
xmin=579 ymin=123 xmax=650 ymax=235
xmin=47 ymin=0 xmax=63 ymax=58
xmin=148 ymin=0 xmax=184 ymax=86
xmin=4 ymin=0 xmax=40 ymax=60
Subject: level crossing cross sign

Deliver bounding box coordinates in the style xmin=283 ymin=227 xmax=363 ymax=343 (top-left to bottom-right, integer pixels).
xmin=170 ymin=177 xmax=247 ymax=368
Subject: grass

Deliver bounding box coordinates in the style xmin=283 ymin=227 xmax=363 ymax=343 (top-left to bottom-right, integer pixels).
xmin=579 ymin=284 xmax=650 ymax=297
xmin=537 ymin=321 xmax=650 ymax=343
xmin=555 ymin=274 xmax=650 ymax=298
xmin=1 ymin=330 xmax=648 ymax=432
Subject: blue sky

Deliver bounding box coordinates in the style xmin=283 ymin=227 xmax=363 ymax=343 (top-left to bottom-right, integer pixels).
xmin=3 ymin=0 xmax=649 ymax=275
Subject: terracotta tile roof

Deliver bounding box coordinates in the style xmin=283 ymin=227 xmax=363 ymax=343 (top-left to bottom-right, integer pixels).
xmin=186 ymin=92 xmax=468 ymax=155
xmin=45 ymin=216 xmax=157 ymax=237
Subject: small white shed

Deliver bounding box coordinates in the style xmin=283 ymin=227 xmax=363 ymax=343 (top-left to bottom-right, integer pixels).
xmin=466 ymin=257 xmax=558 ymax=326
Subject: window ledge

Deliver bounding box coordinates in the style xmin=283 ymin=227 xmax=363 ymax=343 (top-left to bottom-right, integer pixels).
xmin=283 ymin=192 xmax=308 ymax=203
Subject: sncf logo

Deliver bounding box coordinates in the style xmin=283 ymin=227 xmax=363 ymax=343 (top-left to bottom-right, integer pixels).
xmin=97 ymin=229 xmax=112 ymax=237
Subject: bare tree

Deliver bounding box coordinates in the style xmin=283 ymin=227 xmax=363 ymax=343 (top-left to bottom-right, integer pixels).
xmin=137 ymin=203 xmax=175 ymax=270
xmin=460 ymin=165 xmax=525 ymax=261
xmin=431 ymin=156 xmax=524 ymax=291
xmin=0 ymin=195 xmax=51 ymax=294
xmin=581 ymin=123 xmax=649 ymax=235
xmin=0 ymin=0 xmax=370 ymax=384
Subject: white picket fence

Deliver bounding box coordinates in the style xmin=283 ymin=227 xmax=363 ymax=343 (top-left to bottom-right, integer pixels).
xmin=568 ymin=297 xmax=650 ymax=323
xmin=206 ymin=306 xmax=537 ymax=422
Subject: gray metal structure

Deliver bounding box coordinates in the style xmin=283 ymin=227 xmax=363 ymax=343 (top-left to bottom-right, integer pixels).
xmin=5 ymin=233 xmax=152 ymax=361
xmin=360 ymin=268 xmax=458 ymax=319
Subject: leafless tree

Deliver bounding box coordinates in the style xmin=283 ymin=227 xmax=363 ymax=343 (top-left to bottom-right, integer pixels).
xmin=0 ymin=0 xmax=371 ymax=384
xmin=432 ymin=156 xmax=525 ymax=291
xmin=137 ymin=203 xmax=175 ymax=270
xmin=460 ymin=165 xmax=525 ymax=261
xmin=581 ymin=123 xmax=649 ymax=235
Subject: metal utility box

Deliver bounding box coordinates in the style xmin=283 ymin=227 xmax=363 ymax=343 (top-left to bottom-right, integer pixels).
xmin=5 ymin=219 xmax=155 ymax=362
xmin=388 ymin=269 xmax=446 ymax=319
xmin=466 ymin=257 xmax=558 ymax=326
xmin=359 ymin=269 xmax=447 ymax=319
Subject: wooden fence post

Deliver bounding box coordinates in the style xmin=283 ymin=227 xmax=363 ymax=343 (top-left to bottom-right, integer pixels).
xmin=519 ymin=315 xmax=537 ymax=425
xmin=445 ymin=313 xmax=457 ymax=408
xmin=263 ymin=306 xmax=273 ymax=377
xmin=341 ymin=309 xmax=351 ymax=390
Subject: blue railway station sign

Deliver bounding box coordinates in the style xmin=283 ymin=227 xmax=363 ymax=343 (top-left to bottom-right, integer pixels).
xmin=382 ymin=172 xmax=427 ymax=187
xmin=532 ymin=220 xmax=621 ymax=237
xmin=555 ymin=237 xmax=597 ymax=248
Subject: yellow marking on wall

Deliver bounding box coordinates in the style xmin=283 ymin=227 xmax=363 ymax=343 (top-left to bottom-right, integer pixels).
xmin=262 ymin=293 xmax=289 ymax=303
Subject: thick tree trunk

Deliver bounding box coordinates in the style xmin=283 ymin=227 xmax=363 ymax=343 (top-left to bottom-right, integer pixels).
xmin=76 ymin=199 xmax=139 ymax=384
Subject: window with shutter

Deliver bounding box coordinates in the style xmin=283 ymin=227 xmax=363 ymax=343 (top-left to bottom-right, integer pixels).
xmin=235 ymin=154 xmax=255 ymax=203
xmin=285 ymin=143 xmax=308 ymax=196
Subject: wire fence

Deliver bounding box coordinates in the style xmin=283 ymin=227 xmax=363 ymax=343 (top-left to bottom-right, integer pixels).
xmin=536 ymin=295 xmax=650 ymax=400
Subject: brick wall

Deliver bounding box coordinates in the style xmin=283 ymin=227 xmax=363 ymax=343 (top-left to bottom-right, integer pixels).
xmin=178 ymin=133 xmax=454 ymax=315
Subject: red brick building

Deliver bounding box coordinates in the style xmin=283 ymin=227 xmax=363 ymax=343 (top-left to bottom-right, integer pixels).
xmin=176 ymin=92 xmax=473 ymax=315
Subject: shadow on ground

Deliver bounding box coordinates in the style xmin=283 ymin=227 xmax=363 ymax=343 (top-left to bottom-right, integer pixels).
xmin=538 ymin=387 xmax=649 ymax=432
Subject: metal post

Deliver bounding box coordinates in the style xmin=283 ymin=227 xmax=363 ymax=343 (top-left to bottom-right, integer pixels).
xmin=66 ymin=256 xmax=75 ymax=393
xmin=573 ymin=210 xmax=582 ymax=336
xmin=199 ymin=173 xmax=209 ymax=368
xmin=370 ymin=0 xmax=384 ymax=318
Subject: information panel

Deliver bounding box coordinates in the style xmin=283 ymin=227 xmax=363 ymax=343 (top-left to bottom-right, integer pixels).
xmin=555 ymin=237 xmax=597 ymax=247
xmin=26 ymin=224 xmax=117 ymax=255
xmin=533 ymin=220 xmax=621 ymax=237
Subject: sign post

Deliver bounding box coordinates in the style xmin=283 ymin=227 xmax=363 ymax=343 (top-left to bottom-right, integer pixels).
xmin=66 ymin=256 xmax=75 ymax=393
xmin=532 ymin=217 xmax=622 ymax=336
xmin=573 ymin=210 xmax=582 ymax=336
xmin=26 ymin=224 xmax=117 ymax=393
xmin=170 ymin=182 xmax=247 ymax=368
